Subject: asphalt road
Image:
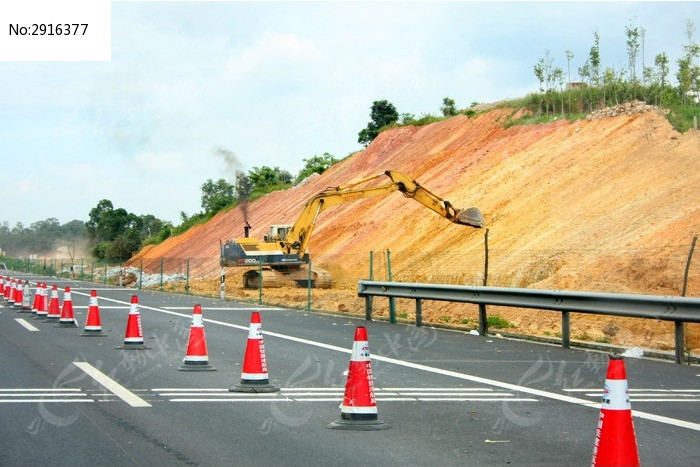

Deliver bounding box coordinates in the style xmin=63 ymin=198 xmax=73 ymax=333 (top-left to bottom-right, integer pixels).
xmin=1 ymin=271 xmax=699 ymax=466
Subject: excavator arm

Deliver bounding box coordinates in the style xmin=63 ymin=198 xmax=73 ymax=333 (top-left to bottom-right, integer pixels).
xmin=282 ymin=170 xmax=484 ymax=255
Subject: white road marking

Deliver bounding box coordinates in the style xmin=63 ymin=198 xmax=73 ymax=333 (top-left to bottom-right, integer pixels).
xmin=0 ymin=388 xmax=81 ymax=392
xmin=15 ymin=318 xmax=39 ymax=332
xmin=72 ymin=291 xmax=700 ymax=431
xmin=418 ymin=397 xmax=539 ymax=402
xmin=163 ymin=307 xmax=286 ymax=311
xmin=632 ymin=399 xmax=700 ymax=402
xmin=565 ymin=388 xmax=700 ymax=393
xmin=0 ymin=393 xmax=88 ymax=397
xmin=72 ymin=306 xmax=130 ymax=310
xmin=73 ymin=362 xmax=151 ymax=408
xmin=0 ymin=399 xmax=93 ymax=403
xmin=169 ymin=398 xmax=293 ymax=402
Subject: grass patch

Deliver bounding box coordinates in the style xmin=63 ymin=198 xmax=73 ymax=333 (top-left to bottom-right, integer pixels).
xmin=460 ymin=318 xmax=475 ymax=325
xmin=486 ymin=314 xmax=515 ymax=329
xmin=595 ymin=337 xmax=612 ymax=344
xmin=439 ymin=315 xmax=452 ymax=323
xmin=398 ymin=312 xmax=408 ymax=320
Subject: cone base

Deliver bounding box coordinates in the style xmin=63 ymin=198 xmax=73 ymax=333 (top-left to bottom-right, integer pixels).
xmin=81 ymin=330 xmax=107 ymax=337
xmin=55 ymin=321 xmax=78 ymax=328
xmin=327 ymin=418 xmax=389 ymax=431
xmin=179 ymin=362 xmax=216 ymax=372
xmin=229 ymin=381 xmax=280 ymax=393
xmin=116 ymin=343 xmax=151 ymax=350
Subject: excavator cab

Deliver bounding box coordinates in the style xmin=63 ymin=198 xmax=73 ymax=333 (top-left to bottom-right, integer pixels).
xmin=265 ymin=224 xmax=293 ymax=243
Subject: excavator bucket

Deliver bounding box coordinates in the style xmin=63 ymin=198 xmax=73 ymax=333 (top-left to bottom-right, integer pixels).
xmin=455 ymin=207 xmax=485 ymax=228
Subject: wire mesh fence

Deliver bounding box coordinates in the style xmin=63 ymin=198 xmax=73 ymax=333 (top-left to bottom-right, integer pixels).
xmin=2 ymin=240 xmax=698 ymax=356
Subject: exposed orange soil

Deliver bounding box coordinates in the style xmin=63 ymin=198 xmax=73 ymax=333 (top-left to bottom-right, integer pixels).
xmin=130 ymin=108 xmax=700 ymax=352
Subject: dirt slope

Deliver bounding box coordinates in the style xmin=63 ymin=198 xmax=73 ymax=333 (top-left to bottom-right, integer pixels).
xmin=130 ymin=108 xmax=700 ymax=351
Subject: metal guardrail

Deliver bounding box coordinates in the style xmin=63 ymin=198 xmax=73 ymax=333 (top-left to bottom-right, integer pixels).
xmin=358 ymin=280 xmax=700 ymax=364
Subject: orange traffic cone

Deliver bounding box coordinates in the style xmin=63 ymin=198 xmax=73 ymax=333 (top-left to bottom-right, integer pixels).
xmin=0 ymin=276 xmax=5 ymax=299
xmin=46 ymin=285 xmax=61 ymax=320
xmin=179 ymin=304 xmax=215 ymax=371
xmin=13 ymin=279 xmax=23 ymax=309
xmin=35 ymin=283 xmax=48 ymax=318
xmin=20 ymin=282 xmax=32 ymax=312
xmin=117 ymin=295 xmax=150 ymax=350
xmin=591 ymin=355 xmax=640 ymax=467
xmin=328 ymin=326 xmax=388 ymax=430
xmin=31 ymin=282 xmax=41 ymax=314
xmin=230 ymin=311 xmax=278 ymax=392
xmin=56 ymin=286 xmax=77 ymax=328
xmin=81 ymin=289 xmax=106 ymax=337
xmin=7 ymin=279 xmax=16 ymax=305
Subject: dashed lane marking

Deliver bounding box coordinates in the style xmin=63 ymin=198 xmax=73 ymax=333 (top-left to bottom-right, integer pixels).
xmin=15 ymin=318 xmax=39 ymax=332
xmin=73 ymin=362 xmax=151 ymax=408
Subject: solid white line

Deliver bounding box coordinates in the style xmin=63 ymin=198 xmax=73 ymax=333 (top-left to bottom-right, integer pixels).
xmin=565 ymin=388 xmax=700 ymax=393
xmin=0 ymin=393 xmax=87 ymax=397
xmin=586 ymin=393 xmax=700 ymax=398
xmin=151 ymin=388 xmax=224 ymax=392
xmin=158 ymin=393 xmax=279 ymax=397
xmin=73 ymin=291 xmax=700 ymax=431
xmin=73 ymin=362 xmax=151 ymax=408
xmin=169 ymin=398 xmax=293 ymax=402
xmin=0 ymin=399 xmax=93 ymax=403
xmin=282 ymin=388 xmax=344 ymax=392
xmin=15 ymin=318 xmax=39 ymax=332
xmin=0 ymin=388 xmax=81 ymax=392
xmin=418 ymin=398 xmax=539 ymax=402
xmin=73 ymin=306 xmax=131 ymax=310
xmin=375 ymin=388 xmax=493 ymax=392
xmin=632 ymin=399 xmax=700 ymax=402
xmin=163 ymin=307 xmax=286 ymax=311
xmin=291 ymin=398 xmax=342 ymax=402
xmin=397 ymin=392 xmax=515 ymax=397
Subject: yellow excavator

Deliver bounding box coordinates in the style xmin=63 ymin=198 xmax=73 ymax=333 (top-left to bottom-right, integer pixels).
xmin=220 ymin=170 xmax=485 ymax=288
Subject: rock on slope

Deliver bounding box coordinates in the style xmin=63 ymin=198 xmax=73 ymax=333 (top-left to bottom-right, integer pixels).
xmin=130 ymin=107 xmax=700 ymax=350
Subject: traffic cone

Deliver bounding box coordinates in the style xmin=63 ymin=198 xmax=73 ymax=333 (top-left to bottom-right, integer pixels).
xmin=591 ymin=355 xmax=640 ymax=467
xmin=56 ymin=286 xmax=77 ymax=327
xmin=328 ymin=326 xmax=388 ymax=430
xmin=117 ymin=295 xmax=150 ymax=350
xmin=0 ymin=276 xmax=4 ymax=299
xmin=46 ymin=285 xmax=61 ymax=320
xmin=229 ymin=311 xmax=278 ymax=392
xmin=13 ymin=279 xmax=23 ymax=309
xmin=35 ymin=283 xmax=48 ymax=318
xmin=179 ymin=304 xmax=216 ymax=371
xmin=20 ymin=282 xmax=32 ymax=312
xmin=31 ymin=282 xmax=41 ymax=314
xmin=81 ymin=289 xmax=106 ymax=337
xmin=7 ymin=279 xmax=16 ymax=305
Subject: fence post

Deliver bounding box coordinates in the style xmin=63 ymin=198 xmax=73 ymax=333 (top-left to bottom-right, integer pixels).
xmin=478 ymin=229 xmax=489 ymax=335
xmin=258 ymin=259 xmax=263 ymax=305
xmin=80 ymin=259 xmax=84 ymax=281
xmin=119 ymin=263 xmax=123 ymax=287
xmin=139 ymin=259 xmax=143 ymax=290
xmin=91 ymin=263 xmax=94 ymax=282
xmin=416 ymin=298 xmax=422 ymax=327
xmin=676 ymin=236 xmax=696 ymax=364
xmin=367 ymin=251 xmax=374 ymax=320
xmin=307 ymin=258 xmax=311 ymax=313
xmin=103 ymin=262 xmax=107 ymax=284
xmin=185 ymin=260 xmax=190 ymax=296
xmin=220 ymin=267 xmax=225 ymax=301
xmin=160 ymin=258 xmax=164 ymax=291
xmin=387 ymin=249 xmax=395 ymax=324
xmin=561 ymin=312 xmax=571 ymax=349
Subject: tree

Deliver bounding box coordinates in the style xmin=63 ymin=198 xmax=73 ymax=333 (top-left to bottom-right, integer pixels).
xmin=440 ymin=97 xmax=458 ymax=117
xmin=86 ymin=199 xmax=113 ymax=239
xmin=296 ymin=152 xmax=339 ymax=182
xmin=566 ymin=50 xmax=574 ymax=111
xmin=200 ymin=178 xmax=235 ymax=215
xmin=655 ymin=52 xmax=669 ymax=90
xmin=589 ymin=30 xmax=601 ymax=87
xmin=626 ymin=21 xmax=640 ymax=96
xmin=679 ymin=20 xmax=700 ymax=105
xmin=234 ymin=171 xmax=253 ymax=200
xmin=533 ymin=58 xmax=545 ymax=115
xmin=248 ymin=166 xmax=292 ymax=192
xmin=357 ymin=100 xmax=399 ymax=146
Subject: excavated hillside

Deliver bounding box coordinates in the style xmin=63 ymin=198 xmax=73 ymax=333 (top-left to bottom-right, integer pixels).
xmin=130 ymin=107 xmax=700 ymax=352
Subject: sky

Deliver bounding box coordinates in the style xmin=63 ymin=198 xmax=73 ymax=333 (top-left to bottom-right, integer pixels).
xmin=0 ymin=1 xmax=697 ymax=228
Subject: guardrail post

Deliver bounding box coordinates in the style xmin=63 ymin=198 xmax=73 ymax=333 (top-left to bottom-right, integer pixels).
xmin=139 ymin=259 xmax=143 ymax=290
xmin=416 ymin=298 xmax=422 ymax=327
xmin=478 ymin=304 xmax=487 ymax=335
xmin=220 ymin=267 xmax=225 ymax=300
xmin=367 ymin=251 xmax=374 ymax=318
xmin=561 ymin=311 xmax=571 ymax=349
xmin=258 ymin=259 xmax=263 ymax=305
xmin=307 ymin=258 xmax=311 ymax=313
xmin=675 ymin=321 xmax=685 ymax=364
xmin=160 ymin=258 xmax=164 ymax=291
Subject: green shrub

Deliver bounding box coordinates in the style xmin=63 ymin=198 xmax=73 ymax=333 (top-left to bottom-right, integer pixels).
xmin=487 ymin=314 xmax=515 ymax=329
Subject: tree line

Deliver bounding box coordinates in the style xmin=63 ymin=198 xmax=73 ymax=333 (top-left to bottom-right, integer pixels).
xmin=530 ymin=19 xmax=699 ymax=122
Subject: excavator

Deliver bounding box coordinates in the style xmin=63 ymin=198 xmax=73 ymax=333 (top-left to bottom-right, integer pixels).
xmin=220 ymin=170 xmax=485 ymax=288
